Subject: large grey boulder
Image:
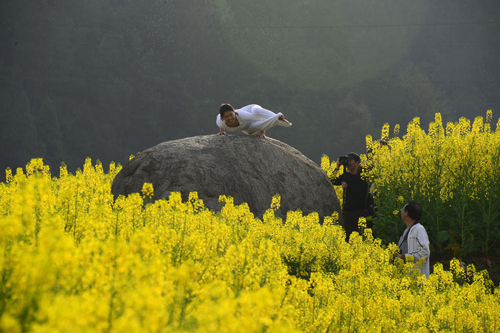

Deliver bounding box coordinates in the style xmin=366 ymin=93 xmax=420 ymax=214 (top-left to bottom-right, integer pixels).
xmin=111 ymin=135 xmax=341 ymax=221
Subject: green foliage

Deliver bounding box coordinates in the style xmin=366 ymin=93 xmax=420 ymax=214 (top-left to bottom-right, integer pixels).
xmin=365 ymin=112 xmax=500 ymax=258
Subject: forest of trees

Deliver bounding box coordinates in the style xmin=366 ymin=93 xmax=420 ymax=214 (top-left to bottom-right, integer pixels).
xmin=1 ymin=0 xmax=499 ymax=176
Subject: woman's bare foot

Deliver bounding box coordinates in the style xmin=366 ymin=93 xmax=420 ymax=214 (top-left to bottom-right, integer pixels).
xmin=278 ymin=114 xmax=292 ymax=126
xmin=257 ymin=130 xmax=266 ymax=138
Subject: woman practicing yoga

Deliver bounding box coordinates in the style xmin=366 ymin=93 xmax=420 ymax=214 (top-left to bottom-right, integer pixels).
xmin=216 ymin=103 xmax=292 ymax=138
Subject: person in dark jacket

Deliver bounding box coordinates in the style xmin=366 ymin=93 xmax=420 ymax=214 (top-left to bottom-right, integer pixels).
xmin=332 ymin=152 xmax=371 ymax=241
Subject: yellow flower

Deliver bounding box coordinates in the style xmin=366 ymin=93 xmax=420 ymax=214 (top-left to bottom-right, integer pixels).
xmin=270 ymin=194 xmax=281 ymax=210
xmin=486 ymin=109 xmax=492 ymax=123
xmin=141 ymin=182 xmax=154 ymax=199
xmin=394 ymin=124 xmax=400 ymax=136
xmin=2 ymin=155 xmax=500 ymax=332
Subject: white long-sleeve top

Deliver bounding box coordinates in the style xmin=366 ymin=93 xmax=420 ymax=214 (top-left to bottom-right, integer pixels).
xmin=398 ymin=223 xmax=431 ymax=278
xmin=216 ymin=104 xmax=290 ymax=135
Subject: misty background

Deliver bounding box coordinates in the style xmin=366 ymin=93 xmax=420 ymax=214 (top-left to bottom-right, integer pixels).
xmin=1 ymin=0 xmax=499 ymax=176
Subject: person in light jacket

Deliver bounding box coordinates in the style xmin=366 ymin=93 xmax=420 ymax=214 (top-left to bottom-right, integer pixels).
xmin=397 ymin=201 xmax=431 ymax=278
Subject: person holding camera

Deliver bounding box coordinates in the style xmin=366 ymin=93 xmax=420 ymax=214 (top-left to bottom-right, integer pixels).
xmin=396 ymin=201 xmax=430 ymax=278
xmin=216 ymin=103 xmax=292 ymax=138
xmin=332 ymin=152 xmax=372 ymax=241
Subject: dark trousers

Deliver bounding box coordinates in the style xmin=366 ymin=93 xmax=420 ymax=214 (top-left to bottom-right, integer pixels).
xmin=343 ymin=209 xmax=369 ymax=241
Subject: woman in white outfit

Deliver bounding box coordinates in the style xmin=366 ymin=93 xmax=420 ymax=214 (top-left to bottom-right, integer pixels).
xmin=216 ymin=104 xmax=292 ymax=138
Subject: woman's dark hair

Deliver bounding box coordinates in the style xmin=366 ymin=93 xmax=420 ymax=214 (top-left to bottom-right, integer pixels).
xmin=405 ymin=201 xmax=422 ymax=221
xmin=219 ymin=103 xmax=235 ymax=118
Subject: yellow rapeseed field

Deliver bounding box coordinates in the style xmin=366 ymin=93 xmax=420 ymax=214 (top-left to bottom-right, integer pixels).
xmin=1 ymin=112 xmax=500 ymax=332
xmin=323 ymin=110 xmax=500 ymax=258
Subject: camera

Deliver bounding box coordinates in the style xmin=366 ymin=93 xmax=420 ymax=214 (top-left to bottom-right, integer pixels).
xmin=338 ymin=156 xmax=349 ymax=166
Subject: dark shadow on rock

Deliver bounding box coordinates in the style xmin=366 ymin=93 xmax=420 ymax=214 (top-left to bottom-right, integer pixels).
xmin=111 ymin=135 xmax=341 ymax=222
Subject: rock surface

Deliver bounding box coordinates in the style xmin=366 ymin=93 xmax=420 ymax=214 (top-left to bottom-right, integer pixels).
xmin=111 ymin=135 xmax=341 ymax=221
